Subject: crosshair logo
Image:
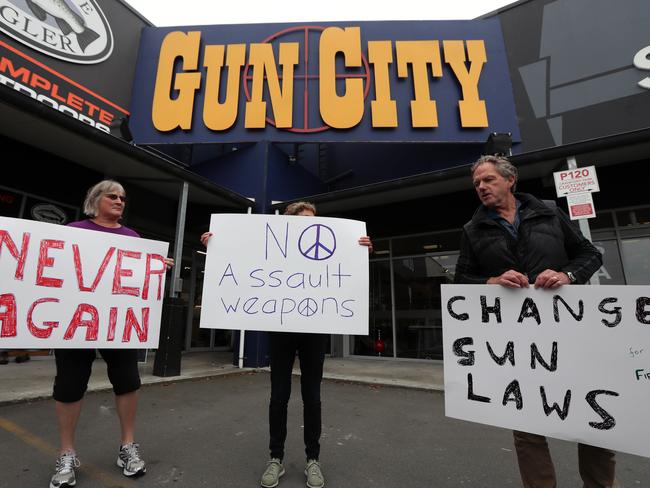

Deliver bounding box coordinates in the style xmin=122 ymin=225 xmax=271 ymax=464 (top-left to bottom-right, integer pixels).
xmin=298 ymin=223 xmax=336 ymax=261
xmin=242 ymin=25 xmax=371 ymax=133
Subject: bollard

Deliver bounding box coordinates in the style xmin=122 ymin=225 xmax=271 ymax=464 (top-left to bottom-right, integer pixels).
xmin=153 ymin=297 xmax=185 ymax=377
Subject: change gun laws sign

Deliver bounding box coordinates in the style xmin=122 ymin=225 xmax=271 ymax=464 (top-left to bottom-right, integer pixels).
xmin=442 ymin=284 xmax=650 ymax=458
xmin=0 ymin=217 xmax=169 ymax=348
xmin=200 ymin=214 xmax=369 ymax=334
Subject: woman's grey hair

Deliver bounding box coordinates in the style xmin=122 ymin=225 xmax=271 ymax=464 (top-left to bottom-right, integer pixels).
xmin=471 ymin=155 xmax=518 ymax=192
xmin=83 ymin=180 xmax=125 ymax=217
xmin=284 ymin=201 xmax=316 ymax=216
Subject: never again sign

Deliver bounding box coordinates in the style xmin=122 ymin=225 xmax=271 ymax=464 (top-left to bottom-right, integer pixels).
xmin=0 ymin=217 xmax=169 ymax=348
xmin=442 ymin=284 xmax=650 ymax=459
xmin=200 ymin=214 xmax=369 ymax=334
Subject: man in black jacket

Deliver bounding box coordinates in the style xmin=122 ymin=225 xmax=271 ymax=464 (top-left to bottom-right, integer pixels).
xmin=455 ymin=155 xmax=618 ymax=488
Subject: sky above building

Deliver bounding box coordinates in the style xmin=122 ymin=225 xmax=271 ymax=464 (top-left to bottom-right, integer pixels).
xmin=124 ymin=0 xmax=516 ymax=26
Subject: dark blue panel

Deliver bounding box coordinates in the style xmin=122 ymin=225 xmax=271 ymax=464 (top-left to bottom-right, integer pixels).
xmin=191 ymin=142 xmax=266 ymax=204
xmin=266 ymin=144 xmax=327 ymax=202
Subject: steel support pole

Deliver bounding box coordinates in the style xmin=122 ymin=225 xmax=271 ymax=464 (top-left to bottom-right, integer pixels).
xmin=566 ymin=156 xmax=600 ymax=285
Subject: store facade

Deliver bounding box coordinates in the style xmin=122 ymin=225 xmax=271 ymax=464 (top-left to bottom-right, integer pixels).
xmin=0 ymin=0 xmax=252 ymax=363
xmin=343 ymin=0 xmax=650 ymax=361
xmin=2 ymin=0 xmax=649 ymax=366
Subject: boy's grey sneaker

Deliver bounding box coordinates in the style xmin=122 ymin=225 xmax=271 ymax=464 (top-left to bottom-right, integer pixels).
xmin=305 ymin=459 xmax=325 ymax=488
xmin=117 ymin=442 xmax=146 ymax=477
xmin=50 ymin=451 xmax=80 ymax=488
xmin=261 ymin=458 xmax=285 ymax=488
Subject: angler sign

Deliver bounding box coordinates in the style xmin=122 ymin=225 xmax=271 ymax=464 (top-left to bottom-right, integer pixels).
xmin=129 ymin=20 xmax=520 ymax=143
xmin=0 ymin=0 xmax=113 ymax=64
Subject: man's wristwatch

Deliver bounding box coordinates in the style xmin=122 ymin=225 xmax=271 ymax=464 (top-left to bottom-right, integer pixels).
xmin=565 ymin=271 xmax=577 ymax=283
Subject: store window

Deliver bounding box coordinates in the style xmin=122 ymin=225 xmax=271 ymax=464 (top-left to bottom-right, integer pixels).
xmin=592 ymin=240 xmax=626 ymax=284
xmin=0 ymin=188 xmax=23 ymax=218
xmin=392 ymin=230 xmax=460 ymax=257
xmin=0 ymin=186 xmax=78 ymax=222
xmin=24 ymin=197 xmax=77 ymax=224
xmin=351 ymin=231 xmax=460 ymax=360
xmin=616 ymin=208 xmax=650 ymax=227
xmin=588 ymin=211 xmax=615 ymax=230
xmin=186 ymin=250 xmax=232 ymax=350
xmin=352 ymin=260 xmax=393 ymax=357
xmin=351 ymin=205 xmax=650 ymax=361
xmin=620 ymin=237 xmax=650 ymax=285
xmin=393 ymin=255 xmax=456 ymax=359
xmin=371 ymin=239 xmax=390 ymax=257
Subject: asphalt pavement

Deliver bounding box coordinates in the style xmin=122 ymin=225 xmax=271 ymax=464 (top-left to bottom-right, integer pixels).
xmin=0 ymin=372 xmax=648 ymax=488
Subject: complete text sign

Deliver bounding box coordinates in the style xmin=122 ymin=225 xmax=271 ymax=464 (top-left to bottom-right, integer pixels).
xmin=442 ymin=284 xmax=650 ymax=458
xmin=0 ymin=217 xmax=168 ymax=348
xmin=200 ymin=214 xmax=369 ymax=334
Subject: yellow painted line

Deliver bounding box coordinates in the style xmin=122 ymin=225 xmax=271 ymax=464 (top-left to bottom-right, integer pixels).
xmin=0 ymin=416 xmax=135 ymax=487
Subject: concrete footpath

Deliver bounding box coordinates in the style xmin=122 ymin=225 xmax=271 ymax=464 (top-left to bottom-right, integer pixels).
xmin=1 ymin=353 xmax=649 ymax=487
xmin=0 ymin=351 xmax=444 ymax=405
xmin=1 ymin=370 xmax=648 ymax=487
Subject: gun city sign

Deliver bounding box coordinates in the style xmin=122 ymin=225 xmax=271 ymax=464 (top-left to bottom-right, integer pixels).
xmin=129 ymin=20 xmax=520 ymax=143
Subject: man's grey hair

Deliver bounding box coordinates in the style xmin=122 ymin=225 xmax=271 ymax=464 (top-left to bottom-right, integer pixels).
xmin=471 ymin=155 xmax=518 ymax=193
xmin=83 ymin=180 xmax=125 ymax=217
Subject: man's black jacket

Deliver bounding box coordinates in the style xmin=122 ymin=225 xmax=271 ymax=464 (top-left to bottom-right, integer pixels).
xmin=454 ymin=193 xmax=602 ymax=285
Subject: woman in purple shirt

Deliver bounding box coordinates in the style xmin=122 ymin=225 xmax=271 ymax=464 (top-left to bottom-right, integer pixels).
xmin=50 ymin=180 xmax=171 ymax=488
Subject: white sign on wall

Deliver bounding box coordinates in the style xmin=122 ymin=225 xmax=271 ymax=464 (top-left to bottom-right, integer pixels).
xmin=442 ymin=284 xmax=650 ymax=458
xmin=553 ymin=165 xmax=600 ymax=197
xmin=200 ymin=214 xmax=369 ymax=335
xmin=566 ymin=192 xmax=596 ymax=220
xmin=0 ymin=217 xmax=169 ymax=348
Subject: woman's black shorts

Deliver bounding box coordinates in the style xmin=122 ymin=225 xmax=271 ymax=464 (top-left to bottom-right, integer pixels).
xmin=53 ymin=349 xmax=141 ymax=403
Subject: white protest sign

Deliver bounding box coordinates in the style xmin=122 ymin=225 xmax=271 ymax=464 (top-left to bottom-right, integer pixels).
xmin=442 ymin=284 xmax=650 ymax=458
xmin=553 ymin=165 xmax=599 ymax=196
xmin=0 ymin=217 xmax=168 ymax=348
xmin=200 ymin=214 xmax=369 ymax=334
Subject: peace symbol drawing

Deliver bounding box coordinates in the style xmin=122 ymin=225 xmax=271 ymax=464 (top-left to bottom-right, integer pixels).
xmin=298 ymin=224 xmax=337 ymax=261
xmin=298 ymin=298 xmax=318 ymax=316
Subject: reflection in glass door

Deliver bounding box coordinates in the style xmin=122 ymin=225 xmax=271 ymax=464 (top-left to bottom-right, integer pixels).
xmin=620 ymin=237 xmax=650 ymax=285
xmin=351 ymin=260 xmax=393 ymax=357
xmin=392 ymin=254 xmax=457 ymax=359
xmin=185 ymin=250 xmax=232 ymax=351
xmin=592 ymin=240 xmax=625 ymax=284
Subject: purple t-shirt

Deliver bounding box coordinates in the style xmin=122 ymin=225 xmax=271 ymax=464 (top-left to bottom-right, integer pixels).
xmin=67 ymin=219 xmax=140 ymax=238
